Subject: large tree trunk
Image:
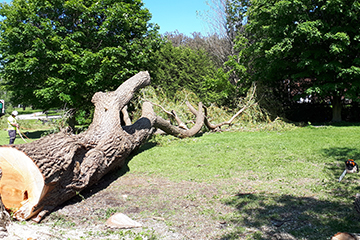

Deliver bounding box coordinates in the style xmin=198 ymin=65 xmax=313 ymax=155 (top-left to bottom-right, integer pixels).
xmin=0 ymin=71 xmax=167 ymax=222
xmin=332 ymin=95 xmax=342 ymax=122
xmin=0 ymin=70 xmax=248 ymax=223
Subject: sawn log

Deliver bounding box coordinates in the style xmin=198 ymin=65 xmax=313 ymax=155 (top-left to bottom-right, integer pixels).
xmin=0 ymin=71 xmax=157 ymax=222
xmin=0 ymin=71 xmax=207 ymax=222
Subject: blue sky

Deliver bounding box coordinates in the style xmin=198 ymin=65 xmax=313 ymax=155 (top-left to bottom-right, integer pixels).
xmin=142 ymin=0 xmax=210 ymax=35
xmin=1 ymin=0 xmax=210 ymax=36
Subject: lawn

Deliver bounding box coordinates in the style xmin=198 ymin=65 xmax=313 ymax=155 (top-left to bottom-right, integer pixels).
xmin=0 ymin=107 xmax=57 ymax=145
xmin=3 ymin=115 xmax=360 ymax=239
xmin=127 ymin=125 xmax=360 ymax=239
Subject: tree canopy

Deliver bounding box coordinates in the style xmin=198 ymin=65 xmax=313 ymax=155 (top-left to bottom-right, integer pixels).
xmin=149 ymin=40 xmax=237 ymax=107
xmin=0 ymin=0 xmax=162 ymax=112
xmin=231 ymin=0 xmax=360 ymax=121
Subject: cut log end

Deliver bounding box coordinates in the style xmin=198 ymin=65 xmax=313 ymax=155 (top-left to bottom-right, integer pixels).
xmin=331 ymin=232 xmax=359 ymax=240
xmin=0 ymin=147 xmax=45 ymax=221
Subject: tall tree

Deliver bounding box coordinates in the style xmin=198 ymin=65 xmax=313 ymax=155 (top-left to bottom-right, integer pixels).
xmin=148 ymin=41 xmax=236 ymax=106
xmin=0 ymin=0 xmax=162 ymax=113
xmin=232 ymin=0 xmax=360 ymax=121
xmin=200 ymin=0 xmax=246 ymax=76
xmin=164 ymin=31 xmax=232 ymax=70
xmin=142 ymin=31 xmax=238 ymax=107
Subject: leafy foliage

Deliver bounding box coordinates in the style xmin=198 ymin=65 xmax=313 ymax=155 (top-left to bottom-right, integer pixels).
xmin=230 ymin=0 xmax=360 ymax=121
xmin=202 ymin=68 xmax=236 ymax=106
xmin=0 ymin=0 xmax=162 ymax=113
xmin=151 ymin=41 xmax=235 ymax=105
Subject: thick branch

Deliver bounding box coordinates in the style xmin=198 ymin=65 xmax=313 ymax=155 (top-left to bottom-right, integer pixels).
xmin=193 ymin=86 xmax=257 ymax=131
xmin=154 ymin=102 xmax=204 ymax=138
xmin=150 ymin=102 xmax=188 ymax=130
xmin=0 ymin=71 xmax=154 ymax=222
xmin=79 ymin=71 xmax=151 ymax=144
xmin=121 ymin=106 xmax=132 ymax=126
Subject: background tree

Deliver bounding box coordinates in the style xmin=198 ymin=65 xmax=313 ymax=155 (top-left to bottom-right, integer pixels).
xmin=164 ymin=31 xmax=231 ymax=69
xmin=148 ymin=40 xmax=236 ymax=107
xmin=232 ymin=0 xmax=360 ymax=122
xmin=158 ymin=0 xmax=248 ymax=108
xmin=0 ymin=0 xmax=162 ymax=119
xmin=199 ymin=0 xmax=246 ymax=83
xmin=149 ymin=41 xmax=215 ymax=99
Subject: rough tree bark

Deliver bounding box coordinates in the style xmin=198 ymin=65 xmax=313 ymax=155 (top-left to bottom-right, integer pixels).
xmin=331 ymin=95 xmax=342 ymax=122
xmin=0 ymin=70 xmax=252 ymax=223
xmin=0 ymin=71 xmax=206 ymax=222
xmin=0 ymin=170 xmax=10 ymax=236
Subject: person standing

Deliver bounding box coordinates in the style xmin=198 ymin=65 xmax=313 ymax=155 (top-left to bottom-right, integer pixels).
xmin=7 ymin=111 xmax=19 ymax=144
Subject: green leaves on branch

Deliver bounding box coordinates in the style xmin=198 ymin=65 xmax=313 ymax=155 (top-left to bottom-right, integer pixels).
xmin=202 ymin=68 xmax=236 ymax=106
xmin=149 ymin=41 xmax=239 ymax=107
xmin=0 ymin=0 xmax=162 ymax=112
xmin=231 ymin=0 xmax=360 ymax=120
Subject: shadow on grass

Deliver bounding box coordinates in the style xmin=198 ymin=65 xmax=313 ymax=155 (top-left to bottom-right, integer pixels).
xmin=221 ymin=192 xmax=360 ymax=240
xmin=55 ymin=140 xmax=158 ymax=210
xmin=55 ymin=162 xmax=131 ymax=212
xmin=323 ymin=147 xmax=360 ymax=162
xmin=221 ymin=147 xmax=360 ymax=239
xmin=23 ymin=130 xmax=48 ymax=139
xmin=323 ymin=147 xmax=360 ymax=181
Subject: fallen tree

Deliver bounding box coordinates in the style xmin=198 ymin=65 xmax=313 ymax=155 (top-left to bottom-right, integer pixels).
xmin=0 ymin=71 xmax=253 ymax=222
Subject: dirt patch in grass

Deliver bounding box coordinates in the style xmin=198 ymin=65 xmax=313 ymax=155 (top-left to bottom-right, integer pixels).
xmin=3 ymin=170 xmax=360 ymax=240
xmin=47 ymin=173 xmax=237 ymax=239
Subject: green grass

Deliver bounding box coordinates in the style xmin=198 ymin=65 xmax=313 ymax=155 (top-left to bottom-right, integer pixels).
xmin=0 ymin=128 xmax=50 ymax=145
xmin=0 ymin=107 xmax=58 ymax=145
xmin=131 ymin=126 xmax=358 ymax=183
xmin=129 ymin=125 xmax=360 ymax=239
xmin=3 ymin=112 xmax=360 ymax=239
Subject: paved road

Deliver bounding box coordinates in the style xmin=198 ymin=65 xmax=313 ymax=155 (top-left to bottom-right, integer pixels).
xmin=17 ymin=112 xmax=61 ymax=120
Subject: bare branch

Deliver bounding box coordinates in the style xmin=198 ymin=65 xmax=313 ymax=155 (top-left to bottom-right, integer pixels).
xmin=154 ymin=102 xmax=204 ymax=138
xmin=194 ymin=85 xmax=257 ymax=131
xmin=171 ymin=110 xmax=189 ymax=130
xmin=121 ymin=106 xmax=132 ymax=126
xmin=148 ymin=101 xmax=189 ymax=130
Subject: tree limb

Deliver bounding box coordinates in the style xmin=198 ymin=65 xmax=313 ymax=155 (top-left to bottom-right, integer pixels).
xmin=192 ymin=85 xmax=257 ymax=131
xmin=154 ymin=102 xmax=204 ymax=138
xmin=121 ymin=106 xmax=132 ymax=126
xmin=149 ymin=101 xmax=189 ymax=130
